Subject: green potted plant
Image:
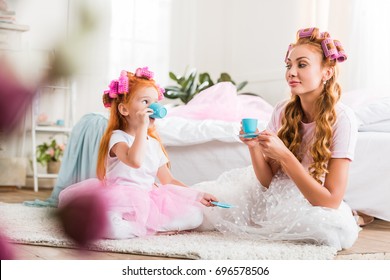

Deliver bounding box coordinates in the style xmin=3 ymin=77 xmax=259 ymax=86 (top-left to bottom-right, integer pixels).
xmin=36 ymin=139 xmax=65 ymax=174
xmin=164 ymin=68 xmax=248 ymax=104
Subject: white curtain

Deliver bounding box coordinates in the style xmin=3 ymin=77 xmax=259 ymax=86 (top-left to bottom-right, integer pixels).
xmin=346 ymin=0 xmax=390 ymax=91
xmin=109 ymin=0 xmax=172 ymax=85
xmin=329 ymin=0 xmax=390 ymax=93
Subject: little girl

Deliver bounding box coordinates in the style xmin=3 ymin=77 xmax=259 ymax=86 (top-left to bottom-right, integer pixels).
xmin=59 ymin=67 xmax=217 ymax=239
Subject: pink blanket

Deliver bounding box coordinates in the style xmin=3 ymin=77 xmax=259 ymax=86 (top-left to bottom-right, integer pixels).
xmin=167 ymin=82 xmax=273 ymax=122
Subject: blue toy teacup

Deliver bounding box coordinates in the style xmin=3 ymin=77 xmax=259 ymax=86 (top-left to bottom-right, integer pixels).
xmin=242 ymin=118 xmax=258 ymax=134
xmin=149 ymin=103 xmax=167 ymax=119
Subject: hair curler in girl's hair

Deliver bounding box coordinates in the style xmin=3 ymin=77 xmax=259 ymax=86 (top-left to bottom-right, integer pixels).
xmin=107 ymin=80 xmax=119 ymax=98
xmin=156 ymin=84 xmax=165 ymax=101
xmin=135 ymin=67 xmax=154 ymax=79
xmin=118 ymin=70 xmax=129 ymax=93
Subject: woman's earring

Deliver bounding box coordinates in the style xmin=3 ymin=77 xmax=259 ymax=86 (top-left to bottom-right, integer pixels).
xmin=323 ymin=80 xmax=327 ymax=85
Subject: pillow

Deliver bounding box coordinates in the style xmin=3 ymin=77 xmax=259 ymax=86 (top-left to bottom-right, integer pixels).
xmin=354 ymin=97 xmax=390 ymax=125
xmin=166 ymin=82 xmax=273 ymax=122
xmin=341 ymin=88 xmax=390 ymax=125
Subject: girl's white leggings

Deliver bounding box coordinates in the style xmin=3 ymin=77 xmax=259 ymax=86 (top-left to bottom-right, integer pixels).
xmin=103 ymin=209 xmax=203 ymax=239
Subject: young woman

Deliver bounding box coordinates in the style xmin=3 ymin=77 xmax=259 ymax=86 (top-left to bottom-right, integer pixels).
xmin=204 ymin=28 xmax=360 ymax=250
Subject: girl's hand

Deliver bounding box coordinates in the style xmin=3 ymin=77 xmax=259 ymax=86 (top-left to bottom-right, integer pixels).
xmin=257 ymin=130 xmax=289 ymax=161
xmin=200 ymin=192 xmax=218 ymax=207
xmin=136 ymin=107 xmax=153 ymax=129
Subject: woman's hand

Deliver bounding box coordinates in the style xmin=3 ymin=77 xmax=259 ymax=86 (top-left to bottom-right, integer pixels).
xmin=257 ymin=130 xmax=290 ymax=162
xmin=239 ymin=129 xmax=260 ymax=148
xmin=200 ymin=192 xmax=218 ymax=207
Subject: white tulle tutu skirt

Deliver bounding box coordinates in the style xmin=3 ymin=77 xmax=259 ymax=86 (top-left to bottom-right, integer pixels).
xmin=192 ymin=166 xmax=360 ymax=250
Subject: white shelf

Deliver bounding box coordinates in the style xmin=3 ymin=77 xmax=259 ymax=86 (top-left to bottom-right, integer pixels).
xmin=27 ymin=81 xmax=76 ymax=192
xmin=0 ymin=22 xmax=29 ymax=32
xmin=40 ymin=85 xmax=69 ymax=90
xmin=36 ymin=173 xmax=58 ymax=179
xmin=0 ymin=22 xmax=29 ymax=51
xmin=35 ymin=126 xmax=72 ymax=133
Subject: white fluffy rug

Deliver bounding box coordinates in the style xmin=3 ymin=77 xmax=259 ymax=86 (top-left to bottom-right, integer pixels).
xmin=0 ymin=203 xmax=337 ymax=260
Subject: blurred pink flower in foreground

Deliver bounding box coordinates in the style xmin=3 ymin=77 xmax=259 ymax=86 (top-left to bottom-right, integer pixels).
xmin=0 ymin=59 xmax=36 ymax=133
xmin=57 ymin=192 xmax=108 ymax=248
xmin=0 ymin=231 xmax=15 ymax=260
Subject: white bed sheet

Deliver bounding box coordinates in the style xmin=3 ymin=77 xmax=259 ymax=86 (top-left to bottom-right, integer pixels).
xmin=156 ymin=117 xmax=267 ymax=146
xmin=166 ymin=141 xmax=250 ymax=185
xmin=162 ymin=129 xmax=390 ymax=221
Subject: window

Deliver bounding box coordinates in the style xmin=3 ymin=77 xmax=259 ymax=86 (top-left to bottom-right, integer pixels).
xmin=345 ymin=0 xmax=390 ymax=91
xmin=109 ymin=0 xmax=172 ymax=85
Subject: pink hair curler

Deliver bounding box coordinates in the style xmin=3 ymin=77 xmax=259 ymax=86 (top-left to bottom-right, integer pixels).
xmin=135 ymin=67 xmax=154 ymax=79
xmin=334 ymin=40 xmax=347 ymax=62
xmin=118 ymin=70 xmax=129 ymax=93
xmin=321 ymin=38 xmax=338 ymax=60
xmin=298 ymin=27 xmax=315 ymax=38
xmin=156 ymin=84 xmax=165 ymax=101
xmin=108 ymin=80 xmax=119 ymax=98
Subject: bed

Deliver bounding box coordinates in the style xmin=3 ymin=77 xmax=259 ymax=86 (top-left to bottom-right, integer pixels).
xmin=155 ymin=86 xmax=390 ymax=222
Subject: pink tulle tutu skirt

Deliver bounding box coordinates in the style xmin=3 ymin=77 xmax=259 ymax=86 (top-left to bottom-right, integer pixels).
xmin=58 ymin=178 xmax=204 ymax=238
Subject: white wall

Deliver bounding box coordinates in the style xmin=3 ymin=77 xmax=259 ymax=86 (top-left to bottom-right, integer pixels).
xmin=168 ymin=0 xmax=332 ymax=105
xmin=2 ymin=0 xmax=111 ymax=160
xmin=168 ymin=0 xmax=390 ymax=103
xmin=11 ymin=0 xmax=111 ymax=121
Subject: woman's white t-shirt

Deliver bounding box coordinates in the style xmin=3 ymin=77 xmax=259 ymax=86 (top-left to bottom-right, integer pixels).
xmin=267 ymin=100 xmax=358 ymax=170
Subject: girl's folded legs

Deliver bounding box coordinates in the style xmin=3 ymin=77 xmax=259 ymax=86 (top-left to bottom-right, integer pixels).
xmin=103 ymin=211 xmax=137 ymax=239
xmin=103 ymin=208 xmax=203 ymax=238
xmin=157 ymin=208 xmax=203 ymax=234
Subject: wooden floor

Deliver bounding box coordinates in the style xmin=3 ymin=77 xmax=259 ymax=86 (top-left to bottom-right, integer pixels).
xmin=1 ymin=186 xmax=389 ymax=260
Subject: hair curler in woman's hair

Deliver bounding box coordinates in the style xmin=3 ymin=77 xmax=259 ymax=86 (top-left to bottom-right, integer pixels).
xmin=321 ymin=38 xmax=338 ymax=60
xmin=334 ymin=40 xmax=347 ymax=62
xmin=287 ymin=27 xmax=348 ymax=63
xmin=297 ymin=27 xmax=316 ymax=38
